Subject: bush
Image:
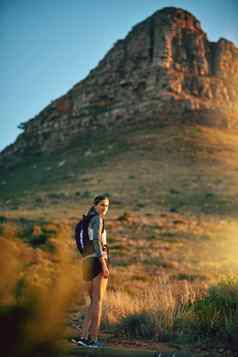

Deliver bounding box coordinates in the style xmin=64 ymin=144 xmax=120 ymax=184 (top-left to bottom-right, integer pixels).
xmin=185 ymin=276 xmax=238 ymax=345
xmin=0 ymin=303 xmax=35 ymax=357
xmin=117 ymin=310 xmax=157 ymax=339
xmin=21 ymin=222 xmax=58 ymax=251
xmin=0 ymin=300 xmax=64 ymax=357
xmin=118 ymin=211 xmax=132 ymax=222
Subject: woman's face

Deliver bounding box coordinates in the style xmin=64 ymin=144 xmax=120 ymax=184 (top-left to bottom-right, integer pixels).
xmin=95 ymin=198 xmax=109 ymax=216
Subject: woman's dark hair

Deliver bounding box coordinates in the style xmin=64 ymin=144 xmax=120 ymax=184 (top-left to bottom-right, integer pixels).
xmin=93 ymin=194 xmax=109 ymax=206
xmin=87 ymin=194 xmax=109 ymax=215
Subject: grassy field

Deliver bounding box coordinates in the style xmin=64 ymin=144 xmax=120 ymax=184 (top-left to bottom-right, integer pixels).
xmin=0 ymin=123 xmax=238 ymax=356
xmin=1 ymin=123 xmax=238 ymax=213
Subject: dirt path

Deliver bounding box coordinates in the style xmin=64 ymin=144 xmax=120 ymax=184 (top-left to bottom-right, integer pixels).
xmin=67 ymin=328 xmax=229 ymax=357
xmin=69 ymin=346 xmax=191 ymax=357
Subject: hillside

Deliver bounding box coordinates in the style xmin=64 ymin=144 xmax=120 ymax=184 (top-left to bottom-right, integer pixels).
xmin=1 ymin=123 xmax=238 ymax=218
xmin=1 ymin=124 xmax=238 ymax=355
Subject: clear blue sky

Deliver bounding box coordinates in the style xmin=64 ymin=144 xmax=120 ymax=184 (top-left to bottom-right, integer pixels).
xmin=1 ymin=0 xmax=237 ymax=152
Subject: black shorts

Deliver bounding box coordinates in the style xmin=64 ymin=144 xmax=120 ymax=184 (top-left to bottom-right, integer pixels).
xmin=82 ymin=257 xmax=109 ymax=282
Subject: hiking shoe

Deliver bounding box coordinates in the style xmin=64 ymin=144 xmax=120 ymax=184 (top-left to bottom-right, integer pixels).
xmin=87 ymin=339 xmax=104 ymax=348
xmin=71 ymin=337 xmax=89 ymax=347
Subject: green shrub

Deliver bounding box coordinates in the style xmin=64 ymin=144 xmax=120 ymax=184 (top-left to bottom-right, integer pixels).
xmin=0 ymin=215 xmax=7 ymax=224
xmin=116 ymin=309 xmax=173 ymax=342
xmin=186 ymin=276 xmax=238 ymax=344
xmin=80 ymin=190 xmax=92 ymax=199
xmin=19 ymin=221 xmax=57 ymax=251
xmin=116 ymin=310 xmax=157 ymax=339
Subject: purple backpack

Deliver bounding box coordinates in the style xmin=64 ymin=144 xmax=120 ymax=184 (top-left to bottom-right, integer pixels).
xmin=75 ymin=211 xmax=106 ymax=257
xmin=75 ymin=214 xmax=93 ymax=256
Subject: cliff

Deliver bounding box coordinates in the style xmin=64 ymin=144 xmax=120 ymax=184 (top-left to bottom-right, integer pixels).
xmin=1 ymin=7 xmax=238 ymax=162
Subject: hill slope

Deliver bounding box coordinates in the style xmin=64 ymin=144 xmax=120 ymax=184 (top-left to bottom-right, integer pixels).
xmin=1 ymin=123 xmax=238 ymax=217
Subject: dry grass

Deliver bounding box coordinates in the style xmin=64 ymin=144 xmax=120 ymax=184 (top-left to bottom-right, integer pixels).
xmin=1 ymin=202 xmax=238 ymax=353
xmin=103 ymin=274 xmax=206 ymax=338
xmin=1 ymin=124 xmax=238 ymax=353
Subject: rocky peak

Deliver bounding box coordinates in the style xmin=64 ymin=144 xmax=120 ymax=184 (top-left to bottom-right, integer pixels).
xmin=1 ymin=7 xmax=238 ymax=163
xmin=95 ymin=7 xmax=237 ymax=77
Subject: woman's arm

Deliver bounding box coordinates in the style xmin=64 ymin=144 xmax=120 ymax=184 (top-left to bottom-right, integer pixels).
xmin=89 ymin=216 xmax=109 ymax=275
xmin=89 ymin=215 xmax=104 ymax=257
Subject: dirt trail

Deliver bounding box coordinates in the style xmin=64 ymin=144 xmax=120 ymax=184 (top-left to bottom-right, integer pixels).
xmin=67 ymin=328 xmax=226 ymax=357
xmin=69 ymin=346 xmax=192 ymax=357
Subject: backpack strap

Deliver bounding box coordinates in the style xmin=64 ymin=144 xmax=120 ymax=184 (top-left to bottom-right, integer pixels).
xmin=102 ymin=218 xmax=105 ymax=233
xmin=82 ymin=253 xmax=97 ymax=260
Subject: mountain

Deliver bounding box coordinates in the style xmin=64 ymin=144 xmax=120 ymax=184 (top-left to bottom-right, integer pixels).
xmin=0 ymin=7 xmax=238 ymax=211
xmin=1 ymin=7 xmax=238 ymax=164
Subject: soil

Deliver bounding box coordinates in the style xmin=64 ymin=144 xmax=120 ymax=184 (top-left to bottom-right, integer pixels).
xmin=67 ymin=327 xmax=233 ymax=357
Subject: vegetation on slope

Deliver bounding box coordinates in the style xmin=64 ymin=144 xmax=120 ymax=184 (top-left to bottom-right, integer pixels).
xmin=0 ymin=123 xmax=238 ymax=355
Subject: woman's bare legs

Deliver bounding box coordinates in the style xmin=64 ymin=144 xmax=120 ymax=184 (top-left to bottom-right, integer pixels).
xmin=88 ymin=273 xmax=108 ymax=341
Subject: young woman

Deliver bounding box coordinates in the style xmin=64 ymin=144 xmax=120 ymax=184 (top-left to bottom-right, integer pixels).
xmin=73 ymin=195 xmax=110 ymax=348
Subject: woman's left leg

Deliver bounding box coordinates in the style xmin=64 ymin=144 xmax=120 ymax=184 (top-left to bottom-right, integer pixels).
xmin=81 ymin=282 xmax=93 ymax=339
xmin=88 ymin=273 xmax=108 ymax=341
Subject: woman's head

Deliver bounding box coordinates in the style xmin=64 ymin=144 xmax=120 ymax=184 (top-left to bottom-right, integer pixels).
xmin=93 ymin=195 xmax=110 ymax=216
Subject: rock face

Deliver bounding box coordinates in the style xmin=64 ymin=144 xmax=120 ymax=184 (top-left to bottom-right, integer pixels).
xmin=1 ymin=7 xmax=238 ymax=160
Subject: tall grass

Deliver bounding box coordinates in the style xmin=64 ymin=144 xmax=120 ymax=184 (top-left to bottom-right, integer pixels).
xmin=103 ymin=274 xmax=238 ymax=348
xmin=1 ymin=213 xmax=238 ymax=354
xmin=103 ymin=274 xmax=205 ymax=342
